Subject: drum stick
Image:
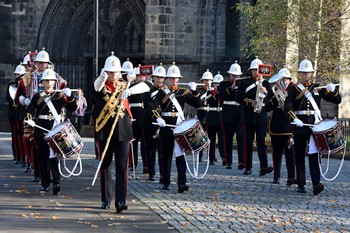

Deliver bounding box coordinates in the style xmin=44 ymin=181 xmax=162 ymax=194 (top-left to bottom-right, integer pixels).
xmin=291 ymin=122 xmax=315 ymax=127
xmin=313 ymin=84 xmax=339 ymax=90
xmin=24 ymin=121 xmax=50 ymax=132
xmin=152 ymin=122 xmax=177 ymax=128
xmin=55 ymin=89 xmax=79 ymax=92
xmin=178 ymin=83 xmax=205 ymax=86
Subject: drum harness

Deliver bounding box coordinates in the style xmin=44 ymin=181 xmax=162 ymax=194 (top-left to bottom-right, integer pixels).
xmin=297 ymin=84 xmax=346 ymax=181
xmin=39 ymin=91 xmax=82 ymax=178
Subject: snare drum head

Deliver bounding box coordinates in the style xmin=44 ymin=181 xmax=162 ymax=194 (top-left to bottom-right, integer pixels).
xmin=173 ymin=119 xmax=198 ymax=134
xmin=312 ymin=120 xmax=337 ymax=133
xmin=45 ymin=121 xmax=71 ymax=138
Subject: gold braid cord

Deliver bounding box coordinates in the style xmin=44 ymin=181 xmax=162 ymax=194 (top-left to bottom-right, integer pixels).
xmin=95 ymin=82 xmax=127 ymax=132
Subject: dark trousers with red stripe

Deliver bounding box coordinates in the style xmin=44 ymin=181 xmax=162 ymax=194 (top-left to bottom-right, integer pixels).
xmin=293 ymin=132 xmax=320 ymax=187
xmin=243 ymin=123 xmax=268 ymax=169
xmin=98 ymin=140 xmax=129 ymax=206
xmin=143 ymin=126 xmax=161 ymax=177
xmin=222 ymin=121 xmax=244 ymax=166
xmin=271 ymin=135 xmax=295 ymax=180
xmin=206 ymin=124 xmax=225 ymax=162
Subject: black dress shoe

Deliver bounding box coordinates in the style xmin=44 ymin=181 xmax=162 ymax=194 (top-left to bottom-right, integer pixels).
xmin=24 ymin=165 xmax=32 ymax=173
xmin=53 ymin=184 xmax=60 ymax=195
xmin=259 ymin=166 xmax=273 ymax=176
xmin=296 ymin=186 xmax=306 ymax=193
xmin=286 ymin=178 xmax=297 ymax=186
xmin=162 ymin=184 xmax=170 ymax=190
xmin=32 ymin=176 xmax=41 ymax=183
xmin=101 ymin=201 xmax=111 ymax=209
xmin=40 ymin=187 xmax=49 ymax=194
xmin=214 ymin=158 xmax=217 ymax=162
xmin=14 ymin=160 xmax=20 ymax=164
xmin=273 ymin=178 xmax=280 ymax=184
xmin=226 ymin=164 xmax=232 ymax=169
xmin=159 ymin=177 xmax=164 ymax=184
xmin=222 ymin=160 xmax=227 ymax=166
xmin=116 ymin=202 xmax=128 ymax=213
xmin=243 ymin=169 xmax=252 ymax=175
xmin=238 ymin=163 xmax=245 ymax=170
xmin=178 ymin=184 xmax=189 ymax=193
xmin=148 ymin=175 xmax=155 ymax=181
xmin=313 ymin=183 xmax=324 ymax=195
xmin=209 ymin=161 xmax=214 ymax=165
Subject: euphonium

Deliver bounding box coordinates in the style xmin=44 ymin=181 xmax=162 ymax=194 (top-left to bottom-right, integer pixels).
xmin=268 ymin=69 xmax=289 ymax=111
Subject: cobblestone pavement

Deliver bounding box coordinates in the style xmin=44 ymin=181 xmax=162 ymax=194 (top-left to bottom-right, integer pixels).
xmin=81 ymin=138 xmax=350 ymax=232
xmin=2 ymin=133 xmax=349 ymax=232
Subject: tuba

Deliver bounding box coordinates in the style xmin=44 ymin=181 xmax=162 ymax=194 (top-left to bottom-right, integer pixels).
xmin=268 ymin=69 xmax=289 ymax=111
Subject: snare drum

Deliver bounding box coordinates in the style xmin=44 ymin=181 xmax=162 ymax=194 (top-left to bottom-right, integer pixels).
xmin=312 ymin=119 xmax=346 ymax=153
xmin=173 ymin=118 xmax=210 ymax=154
xmin=44 ymin=120 xmax=83 ymax=159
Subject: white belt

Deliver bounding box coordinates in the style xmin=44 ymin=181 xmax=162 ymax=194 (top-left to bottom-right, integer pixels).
xmin=38 ymin=114 xmax=55 ymax=121
xmin=162 ymin=112 xmax=179 ymax=117
xmin=198 ymin=107 xmax=207 ymax=110
xmin=295 ymin=110 xmax=315 ymax=115
xmin=208 ymin=107 xmax=222 ymax=111
xmin=223 ymin=101 xmax=240 ymax=106
xmin=129 ymin=103 xmax=144 ymax=108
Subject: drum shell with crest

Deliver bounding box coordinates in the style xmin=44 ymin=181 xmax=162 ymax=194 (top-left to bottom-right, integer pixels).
xmin=44 ymin=120 xmax=83 ymax=159
xmin=173 ymin=118 xmax=210 ymax=154
xmin=311 ymin=119 xmax=346 ymax=154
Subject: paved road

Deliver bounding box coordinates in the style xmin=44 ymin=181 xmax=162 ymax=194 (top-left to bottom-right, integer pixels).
xmin=1 ymin=132 xmax=350 ymax=232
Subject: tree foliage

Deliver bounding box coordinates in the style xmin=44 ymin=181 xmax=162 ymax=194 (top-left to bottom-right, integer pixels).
xmin=236 ymin=0 xmax=350 ymax=79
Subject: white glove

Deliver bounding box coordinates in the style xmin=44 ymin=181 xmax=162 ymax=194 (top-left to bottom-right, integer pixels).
xmin=19 ymin=95 xmax=26 ymax=106
xmin=24 ymin=98 xmax=31 ymax=106
xmin=293 ymin=118 xmax=304 ymax=127
xmin=156 ymin=117 xmax=166 ymax=127
xmin=63 ymin=88 xmax=72 ymax=97
xmin=188 ymin=82 xmax=197 ymax=91
xmin=25 ymin=119 xmax=36 ymax=127
xmin=121 ymin=89 xmax=132 ymax=100
xmin=94 ymin=69 xmax=108 ymax=92
xmin=327 ymin=83 xmax=335 ymax=92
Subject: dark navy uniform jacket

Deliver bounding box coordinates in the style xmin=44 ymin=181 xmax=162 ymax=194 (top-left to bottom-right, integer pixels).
xmin=284 ymin=82 xmax=341 ymax=135
xmin=236 ymin=77 xmax=270 ymax=125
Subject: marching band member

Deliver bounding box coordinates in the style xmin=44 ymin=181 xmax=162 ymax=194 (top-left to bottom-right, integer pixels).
xmin=203 ymin=72 xmax=225 ymax=165
xmin=24 ymin=69 xmax=76 ymax=195
xmin=284 ymin=59 xmax=341 ymax=195
xmin=15 ymin=49 xmax=66 ymax=182
xmin=237 ymin=57 xmax=273 ymax=176
xmin=265 ymin=68 xmax=296 ymax=185
xmin=217 ymin=61 xmax=245 ymax=169
xmin=149 ymin=62 xmax=201 ymax=193
xmin=143 ymin=64 xmax=166 ymax=181
xmin=93 ymin=52 xmax=133 ymax=212
xmin=196 ymin=70 xmax=213 ymax=162
xmin=127 ymin=64 xmax=148 ymax=173
xmin=7 ymin=64 xmax=26 ymax=163
xmin=94 ymin=53 xmax=150 ymax=212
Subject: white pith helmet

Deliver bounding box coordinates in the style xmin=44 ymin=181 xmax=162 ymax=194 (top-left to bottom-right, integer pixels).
xmin=269 ymin=67 xmax=292 ymax=84
xmin=103 ymin=52 xmax=124 ymax=72
xmin=200 ymin=69 xmax=213 ymax=81
xmin=166 ymin=62 xmax=182 ymax=78
xmin=122 ymin=58 xmax=134 ymax=74
xmin=248 ymin=56 xmax=263 ymax=70
xmin=14 ymin=63 xmax=26 ymax=75
xmin=298 ymin=59 xmax=314 ymax=72
xmin=152 ymin=63 xmax=166 ymax=78
xmin=22 ymin=53 xmax=30 ymax=66
xmin=40 ymin=69 xmax=57 ymax=82
xmin=228 ymin=61 xmax=243 ymax=75
xmin=213 ymin=71 xmax=224 ymax=83
xmin=35 ymin=47 xmax=51 ymax=63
